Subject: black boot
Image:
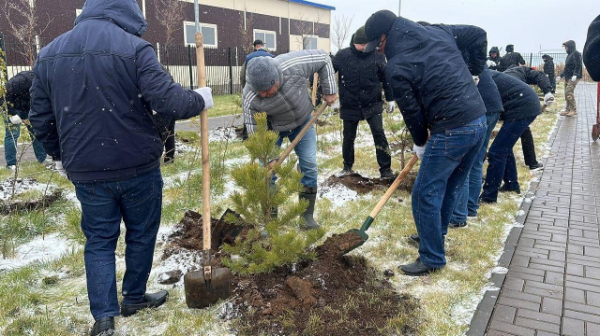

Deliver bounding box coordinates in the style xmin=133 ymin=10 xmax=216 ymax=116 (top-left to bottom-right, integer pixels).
xmin=380 ymin=168 xmax=396 ymax=180
xmin=90 ymin=317 xmax=115 ymax=336
xmin=499 ymin=184 xmax=521 ymax=195
xmin=400 ymin=258 xmax=442 ymax=276
xmin=121 ymin=291 xmax=169 ymax=317
xmin=299 ymin=187 xmax=320 ymax=230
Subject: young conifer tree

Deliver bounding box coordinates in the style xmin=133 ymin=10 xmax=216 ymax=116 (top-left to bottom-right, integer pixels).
xmin=223 ymin=113 xmax=324 ymax=275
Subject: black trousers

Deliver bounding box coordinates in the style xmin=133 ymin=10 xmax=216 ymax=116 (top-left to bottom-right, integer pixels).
xmin=342 ymin=113 xmax=391 ymax=172
xmin=520 ymin=126 xmax=538 ymax=167
xmin=164 ymin=121 xmax=176 ymax=163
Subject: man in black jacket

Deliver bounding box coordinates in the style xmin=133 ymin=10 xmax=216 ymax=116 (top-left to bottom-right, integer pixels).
xmin=365 ymin=10 xmax=487 ymax=276
xmin=332 ymin=26 xmax=395 ymax=179
xmin=1 ymin=71 xmax=48 ymax=169
xmin=557 ymin=40 xmax=583 ymax=117
xmin=504 ymin=66 xmax=555 ymax=172
xmin=584 ymin=15 xmax=600 ymax=81
xmin=497 ymin=44 xmax=526 ymax=72
xmin=487 ymin=46 xmax=501 ymax=70
xmin=542 ymin=55 xmax=556 ymax=93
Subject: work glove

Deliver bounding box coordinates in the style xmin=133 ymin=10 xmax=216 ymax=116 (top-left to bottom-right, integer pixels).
xmin=571 ymin=76 xmax=577 ymax=82
xmin=413 ymin=144 xmax=426 ymax=160
xmin=544 ymin=93 xmax=555 ymax=105
xmin=386 ymin=101 xmax=396 ymax=113
xmin=486 ymin=60 xmax=496 ymax=68
xmin=556 ymin=76 xmax=561 ymax=82
xmin=472 ymin=76 xmax=480 ymax=86
xmin=194 ymin=87 xmax=214 ymax=110
xmin=9 ymin=115 xmax=22 ymax=125
xmin=54 ymin=161 xmax=67 ymax=178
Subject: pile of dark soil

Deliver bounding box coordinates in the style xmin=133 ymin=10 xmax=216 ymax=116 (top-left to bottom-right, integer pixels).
xmin=327 ymin=172 xmax=416 ymax=194
xmin=0 ymin=184 xmax=62 ymax=214
xmin=233 ymin=232 xmax=420 ymax=335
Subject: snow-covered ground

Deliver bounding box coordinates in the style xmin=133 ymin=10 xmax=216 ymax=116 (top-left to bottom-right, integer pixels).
xmin=0 ymin=233 xmax=78 ymax=272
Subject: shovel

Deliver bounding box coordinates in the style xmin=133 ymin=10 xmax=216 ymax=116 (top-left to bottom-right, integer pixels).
xmin=343 ymin=154 xmax=419 ymax=255
xmin=593 ymin=82 xmax=600 ymax=141
xmin=184 ymin=0 xmax=232 ymax=309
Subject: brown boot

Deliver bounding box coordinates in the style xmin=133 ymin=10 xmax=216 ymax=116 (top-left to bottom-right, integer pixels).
xmin=566 ymin=111 xmax=578 ymax=117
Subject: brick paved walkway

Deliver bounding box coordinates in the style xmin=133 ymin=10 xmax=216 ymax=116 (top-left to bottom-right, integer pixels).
xmin=485 ymin=83 xmax=600 ymax=336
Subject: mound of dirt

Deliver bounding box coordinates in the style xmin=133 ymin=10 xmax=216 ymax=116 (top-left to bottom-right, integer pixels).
xmin=0 ymin=178 xmax=62 ymax=214
xmin=326 ymin=172 xmax=416 ymax=194
xmin=233 ymin=238 xmax=420 ymax=336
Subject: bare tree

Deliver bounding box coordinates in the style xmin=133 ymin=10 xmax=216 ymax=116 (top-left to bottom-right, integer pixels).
xmin=332 ymin=14 xmax=354 ymax=53
xmin=294 ymin=13 xmax=321 ymax=51
xmin=1 ymin=0 xmax=51 ymax=67
xmin=154 ymin=0 xmax=184 ymax=50
xmin=239 ymin=11 xmax=256 ymax=53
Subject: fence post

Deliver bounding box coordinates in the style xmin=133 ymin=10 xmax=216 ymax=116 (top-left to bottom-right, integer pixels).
xmin=228 ymin=47 xmax=234 ymax=94
xmin=529 ymin=54 xmax=533 ymax=67
xmin=188 ymin=45 xmax=194 ymax=90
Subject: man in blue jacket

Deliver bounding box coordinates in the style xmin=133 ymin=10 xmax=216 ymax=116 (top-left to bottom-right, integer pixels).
xmin=365 ymin=10 xmax=488 ymax=276
xmin=29 ymin=1 xmax=212 ymax=335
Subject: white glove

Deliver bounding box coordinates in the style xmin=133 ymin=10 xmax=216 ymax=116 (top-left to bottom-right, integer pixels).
xmin=571 ymin=76 xmax=577 ymax=82
xmin=413 ymin=144 xmax=426 ymax=160
xmin=473 ymin=76 xmax=480 ymax=86
xmin=386 ymin=101 xmax=396 ymax=113
xmin=194 ymin=87 xmax=214 ymax=110
xmin=556 ymin=76 xmax=561 ymax=82
xmin=544 ymin=93 xmax=555 ymax=105
xmin=9 ymin=115 xmax=22 ymax=124
xmin=486 ymin=60 xmax=496 ymax=68
xmin=54 ymin=161 xmax=67 ymax=178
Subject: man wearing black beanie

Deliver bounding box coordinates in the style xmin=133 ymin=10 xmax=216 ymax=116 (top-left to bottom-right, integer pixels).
xmin=364 ymin=10 xmax=488 ymax=276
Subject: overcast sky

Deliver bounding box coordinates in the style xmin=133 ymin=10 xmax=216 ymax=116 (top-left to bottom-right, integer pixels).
xmin=324 ymin=0 xmax=598 ymax=54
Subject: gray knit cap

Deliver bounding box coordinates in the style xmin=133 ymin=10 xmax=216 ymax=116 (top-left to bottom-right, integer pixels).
xmin=246 ymin=57 xmax=279 ymax=92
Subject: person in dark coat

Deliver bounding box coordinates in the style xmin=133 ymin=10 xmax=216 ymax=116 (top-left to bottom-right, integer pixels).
xmin=365 ymin=10 xmax=488 ymax=276
xmin=542 ymin=54 xmax=556 ymax=93
xmin=1 ymin=70 xmax=48 ymax=169
xmin=487 ymin=46 xmax=501 ymax=70
xmin=584 ymin=14 xmax=600 ymax=81
xmin=497 ymin=44 xmax=526 ymax=72
xmin=332 ymin=26 xmax=395 ymax=179
xmin=504 ymin=66 xmax=555 ymax=172
xmin=28 ymin=1 xmax=211 ymax=334
xmin=557 ymin=40 xmax=583 ymax=117
xmin=480 ymin=71 xmax=542 ymax=203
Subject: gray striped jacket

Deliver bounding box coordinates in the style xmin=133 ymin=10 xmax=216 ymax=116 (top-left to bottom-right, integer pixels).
xmin=242 ymin=49 xmax=337 ymax=134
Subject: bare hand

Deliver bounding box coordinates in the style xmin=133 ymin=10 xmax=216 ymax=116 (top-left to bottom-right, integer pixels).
xmin=322 ymin=94 xmax=338 ymax=106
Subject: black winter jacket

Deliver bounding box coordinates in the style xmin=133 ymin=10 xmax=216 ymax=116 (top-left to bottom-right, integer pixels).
xmin=2 ymin=71 xmax=34 ymax=119
xmin=498 ymin=52 xmax=526 ymax=72
xmin=384 ymin=17 xmax=487 ymax=146
xmin=561 ymin=40 xmax=583 ymax=79
xmin=490 ymin=70 xmax=542 ymax=122
xmin=542 ymin=55 xmax=555 ymax=80
xmin=504 ymin=66 xmax=553 ymax=94
xmin=487 ymin=47 xmax=501 ymax=70
xmin=332 ymin=45 xmax=393 ymax=121
xmin=584 ymin=15 xmax=600 ymax=81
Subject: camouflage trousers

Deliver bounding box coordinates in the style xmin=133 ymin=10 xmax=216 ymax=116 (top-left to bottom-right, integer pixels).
xmin=565 ymin=79 xmax=579 ymax=112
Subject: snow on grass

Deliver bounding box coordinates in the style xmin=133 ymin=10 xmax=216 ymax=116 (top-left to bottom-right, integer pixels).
xmin=0 ymin=177 xmax=59 ymax=200
xmin=319 ymin=183 xmax=359 ymax=208
xmin=0 ymin=233 xmax=78 ymax=272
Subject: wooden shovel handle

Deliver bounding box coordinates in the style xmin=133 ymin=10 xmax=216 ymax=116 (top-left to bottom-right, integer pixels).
xmin=368 ymin=154 xmax=419 ymax=219
xmin=275 ymin=103 xmax=328 ymax=166
xmin=196 ymin=32 xmax=211 ymax=254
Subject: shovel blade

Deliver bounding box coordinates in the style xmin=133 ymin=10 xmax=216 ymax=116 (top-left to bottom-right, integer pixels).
xmin=184 ymin=267 xmax=232 ymax=309
xmin=593 ymin=124 xmax=600 ymax=141
xmin=342 ymin=229 xmax=369 ymax=255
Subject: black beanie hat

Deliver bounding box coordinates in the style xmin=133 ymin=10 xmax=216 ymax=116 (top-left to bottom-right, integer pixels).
xmin=353 ymin=26 xmax=368 ymax=44
xmin=364 ymin=10 xmax=397 ymax=53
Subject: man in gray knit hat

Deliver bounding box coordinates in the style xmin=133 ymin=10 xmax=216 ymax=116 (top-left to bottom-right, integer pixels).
xmin=243 ymin=50 xmax=338 ymax=229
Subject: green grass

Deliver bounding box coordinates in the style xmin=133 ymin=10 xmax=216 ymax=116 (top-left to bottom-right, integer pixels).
xmin=0 ymin=91 xmax=561 ymax=335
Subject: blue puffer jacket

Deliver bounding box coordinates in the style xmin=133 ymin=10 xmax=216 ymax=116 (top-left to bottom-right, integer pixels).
xmin=384 ymin=17 xmax=487 ymax=146
xmin=29 ymin=0 xmax=204 ymax=182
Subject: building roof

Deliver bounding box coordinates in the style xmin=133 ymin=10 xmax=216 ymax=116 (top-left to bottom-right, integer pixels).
xmin=287 ymin=0 xmax=336 ymax=11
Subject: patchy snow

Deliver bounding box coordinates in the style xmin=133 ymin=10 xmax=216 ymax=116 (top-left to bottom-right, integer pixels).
xmin=209 ymin=127 xmax=241 ymax=142
xmin=0 ymin=178 xmax=59 ymax=201
xmin=0 ymin=233 xmax=78 ymax=272
xmin=493 ymin=266 xmax=509 ymax=274
xmin=175 ymin=140 xmax=196 ymax=154
xmin=516 ymin=210 xmax=526 ymax=217
xmin=319 ymin=183 xmax=359 ymax=208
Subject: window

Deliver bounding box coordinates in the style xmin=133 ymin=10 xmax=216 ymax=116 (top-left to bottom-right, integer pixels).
xmin=253 ymin=30 xmax=277 ymax=51
xmin=76 ymin=9 xmax=82 ymax=17
xmin=184 ymin=22 xmax=218 ymax=48
xmin=303 ymin=36 xmax=318 ymax=50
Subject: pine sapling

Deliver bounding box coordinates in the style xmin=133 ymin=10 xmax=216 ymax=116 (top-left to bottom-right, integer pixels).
xmin=223 ymin=113 xmax=324 ymax=275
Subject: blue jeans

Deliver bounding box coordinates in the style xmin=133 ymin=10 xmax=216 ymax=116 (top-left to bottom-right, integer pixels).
xmin=413 ymin=115 xmax=486 ymax=268
xmin=4 ymin=118 xmax=47 ymax=166
xmin=451 ymin=111 xmax=501 ymax=223
xmin=275 ymin=116 xmax=318 ymax=188
xmin=481 ymin=116 xmax=537 ymax=202
xmin=74 ymin=168 xmax=163 ymax=320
